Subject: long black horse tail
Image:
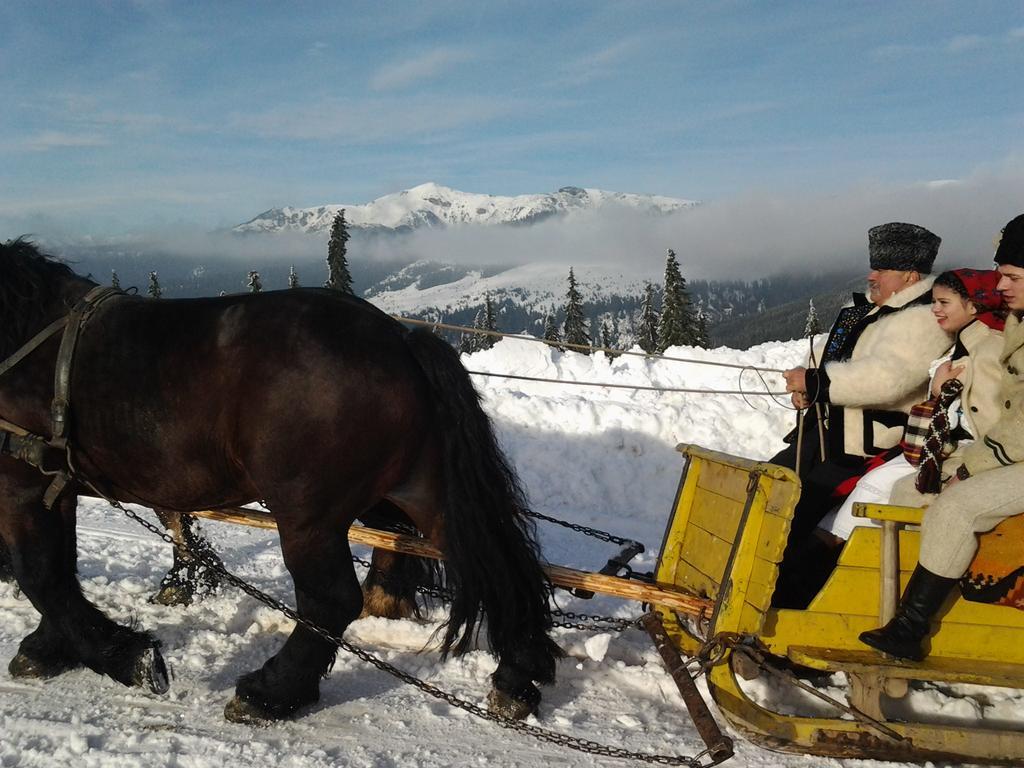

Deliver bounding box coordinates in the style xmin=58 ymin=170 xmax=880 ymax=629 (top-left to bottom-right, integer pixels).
xmin=403 ymin=328 xmax=561 ymax=683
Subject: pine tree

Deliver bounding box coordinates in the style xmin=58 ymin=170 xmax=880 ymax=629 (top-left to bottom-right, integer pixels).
xmin=478 ymin=293 xmax=497 ymax=350
xmin=562 ymin=267 xmax=590 ymax=353
xmin=804 ymin=298 xmax=822 ymax=337
xmin=458 ymin=331 xmax=476 ymax=354
xmin=288 ymin=265 xmax=299 ymax=289
xmin=460 ymin=308 xmax=486 ymax=354
xmin=693 ymin=305 xmax=710 ymax=349
xmin=601 ymin=319 xmax=620 ymax=359
xmin=247 ymin=270 xmax=262 ymax=293
xmin=657 ymin=248 xmax=697 ymax=352
xmin=325 ymin=209 xmax=353 ymax=293
xmin=110 ymin=270 xmax=121 ymax=290
xmin=637 ymin=282 xmax=659 ymax=353
xmin=543 ymin=309 xmax=560 ymax=345
xmin=147 ymin=271 xmax=162 ymax=299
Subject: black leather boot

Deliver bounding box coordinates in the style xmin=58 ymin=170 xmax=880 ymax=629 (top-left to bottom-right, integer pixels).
xmin=859 ymin=565 xmax=957 ymax=661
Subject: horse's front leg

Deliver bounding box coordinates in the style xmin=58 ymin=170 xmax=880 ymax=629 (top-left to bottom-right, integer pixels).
xmin=1 ymin=468 xmax=167 ymax=692
xmin=225 ymin=510 xmax=362 ymax=723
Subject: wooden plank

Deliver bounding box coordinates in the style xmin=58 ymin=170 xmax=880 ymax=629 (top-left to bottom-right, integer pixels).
xmin=189 ymin=507 xmax=712 ymax=618
xmin=694 ymin=461 xmax=752 ymax=504
xmin=742 ymin=556 xmax=778 ymax=614
xmin=663 ymin=560 xmax=721 ymax=601
xmin=751 ymin=511 xmax=789 ymax=564
xmin=685 ymin=489 xmax=745 ymax=542
xmin=677 ymin=524 xmax=734 ymax=587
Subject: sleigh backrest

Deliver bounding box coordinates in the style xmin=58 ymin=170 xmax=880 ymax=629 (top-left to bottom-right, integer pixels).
xmin=655 ymin=445 xmax=799 ymax=639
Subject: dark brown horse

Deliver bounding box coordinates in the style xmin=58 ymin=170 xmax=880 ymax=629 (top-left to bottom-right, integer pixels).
xmin=0 ymin=239 xmax=560 ymax=723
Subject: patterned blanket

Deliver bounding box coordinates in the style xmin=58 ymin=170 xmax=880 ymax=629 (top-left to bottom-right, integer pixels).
xmin=960 ymin=514 xmax=1024 ymax=610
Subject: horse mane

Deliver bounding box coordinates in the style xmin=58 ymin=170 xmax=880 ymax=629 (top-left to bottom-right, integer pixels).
xmin=0 ymin=238 xmax=88 ymax=358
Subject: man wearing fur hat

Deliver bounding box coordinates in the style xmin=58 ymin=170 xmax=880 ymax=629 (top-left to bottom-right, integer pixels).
xmin=860 ymin=213 xmax=1024 ymax=660
xmin=774 ymin=222 xmax=952 ymax=551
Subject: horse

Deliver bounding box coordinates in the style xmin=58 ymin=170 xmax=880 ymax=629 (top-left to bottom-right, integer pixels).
xmin=0 ymin=238 xmax=561 ymax=723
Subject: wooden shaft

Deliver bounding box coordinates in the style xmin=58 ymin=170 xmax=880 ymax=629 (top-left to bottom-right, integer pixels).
xmin=0 ymin=417 xmax=30 ymax=437
xmin=189 ymin=506 xmax=711 ymax=618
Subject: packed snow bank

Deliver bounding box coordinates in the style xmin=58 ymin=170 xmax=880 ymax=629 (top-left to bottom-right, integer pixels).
xmin=2 ymin=337 xmax=1016 ymax=767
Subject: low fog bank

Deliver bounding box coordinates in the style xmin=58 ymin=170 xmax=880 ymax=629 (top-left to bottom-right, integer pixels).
xmin=12 ymin=159 xmax=1022 ymax=287
xmin=370 ymin=161 xmax=1023 ymax=278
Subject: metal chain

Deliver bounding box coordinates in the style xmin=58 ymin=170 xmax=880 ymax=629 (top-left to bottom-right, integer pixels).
xmin=106 ymin=498 xmax=721 ymax=767
xmin=524 ymin=509 xmax=635 ymax=547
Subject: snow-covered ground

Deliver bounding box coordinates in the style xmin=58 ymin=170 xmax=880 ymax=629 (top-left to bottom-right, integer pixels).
xmin=1 ymin=337 xmax=1015 ymax=767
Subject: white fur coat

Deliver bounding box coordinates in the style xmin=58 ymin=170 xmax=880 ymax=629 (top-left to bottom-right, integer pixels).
xmin=821 ymin=276 xmax=953 ymax=457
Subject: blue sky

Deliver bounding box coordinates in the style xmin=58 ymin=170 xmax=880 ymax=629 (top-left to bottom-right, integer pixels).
xmin=1 ymin=1 xmax=1022 ymax=239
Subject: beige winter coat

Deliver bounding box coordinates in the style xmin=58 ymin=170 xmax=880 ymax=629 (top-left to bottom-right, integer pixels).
xmin=961 ymin=312 xmax=1024 ymax=476
xmin=818 ymin=277 xmax=953 ymax=457
xmin=949 ymin=319 xmax=1005 ymax=441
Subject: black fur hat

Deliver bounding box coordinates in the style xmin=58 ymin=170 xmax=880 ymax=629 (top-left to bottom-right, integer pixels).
xmin=994 ymin=214 xmax=1024 ymax=268
xmin=868 ymin=222 xmax=940 ymax=273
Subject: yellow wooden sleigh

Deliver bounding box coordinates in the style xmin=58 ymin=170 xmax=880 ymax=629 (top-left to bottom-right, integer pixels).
xmin=656 ymin=444 xmax=1024 ymax=765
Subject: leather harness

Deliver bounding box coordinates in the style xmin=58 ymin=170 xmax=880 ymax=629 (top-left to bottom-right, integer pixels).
xmin=0 ymin=285 xmax=124 ymax=508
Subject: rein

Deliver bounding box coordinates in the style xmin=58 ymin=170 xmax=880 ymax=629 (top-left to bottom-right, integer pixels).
xmin=0 ymin=285 xmax=124 ymax=507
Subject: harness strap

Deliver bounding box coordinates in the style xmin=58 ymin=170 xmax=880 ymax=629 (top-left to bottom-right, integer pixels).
xmin=0 ymin=285 xmax=124 ymax=508
xmin=0 ymin=316 xmax=68 ymax=379
xmin=50 ymin=285 xmax=122 ymax=449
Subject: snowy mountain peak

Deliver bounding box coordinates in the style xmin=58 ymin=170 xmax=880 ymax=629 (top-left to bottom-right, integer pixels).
xmin=233 ymin=183 xmax=699 ymax=234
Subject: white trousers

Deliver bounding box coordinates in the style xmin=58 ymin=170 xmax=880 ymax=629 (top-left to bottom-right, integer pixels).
xmin=819 ymin=454 xmax=916 ymax=540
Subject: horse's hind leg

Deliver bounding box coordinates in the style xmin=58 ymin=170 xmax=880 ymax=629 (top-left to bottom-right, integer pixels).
xmin=151 ymin=509 xmax=224 ymax=606
xmin=358 ymin=501 xmax=432 ymax=620
xmin=226 ymin=506 xmax=363 ymax=724
xmin=361 ymin=548 xmax=436 ymax=619
xmin=1 ymin=472 xmax=167 ymax=692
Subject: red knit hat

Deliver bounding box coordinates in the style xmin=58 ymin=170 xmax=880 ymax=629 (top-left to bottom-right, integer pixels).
xmin=948 ymin=268 xmax=1006 ymax=331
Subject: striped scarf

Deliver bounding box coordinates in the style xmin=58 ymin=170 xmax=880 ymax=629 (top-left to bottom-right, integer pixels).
xmin=915 ymin=378 xmax=965 ymax=494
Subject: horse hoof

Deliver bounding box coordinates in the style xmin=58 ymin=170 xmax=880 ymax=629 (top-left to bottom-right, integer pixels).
xmin=130 ymin=646 xmax=170 ymax=694
xmin=487 ymin=687 xmax=538 ymax=721
xmin=8 ymin=651 xmax=79 ymax=680
xmin=150 ymin=582 xmax=193 ymax=607
xmin=360 ymin=585 xmax=417 ymax=620
xmin=224 ymin=695 xmax=278 ymax=726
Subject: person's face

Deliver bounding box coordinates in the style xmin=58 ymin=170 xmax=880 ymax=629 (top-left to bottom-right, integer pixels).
xmin=996 ymin=263 xmax=1024 ymax=311
xmin=931 ymin=284 xmax=976 ymax=333
xmin=867 ymin=269 xmax=917 ymax=305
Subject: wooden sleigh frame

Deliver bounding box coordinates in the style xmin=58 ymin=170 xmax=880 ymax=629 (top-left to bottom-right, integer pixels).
xmin=655 ymin=444 xmax=1024 ymax=765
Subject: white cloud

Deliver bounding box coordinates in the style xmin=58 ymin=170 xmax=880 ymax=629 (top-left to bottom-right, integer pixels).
xmin=947 ymin=34 xmax=985 ymax=53
xmin=22 ymin=131 xmax=108 ymax=152
xmin=370 ymin=47 xmax=474 ymax=91
xmin=1010 ymin=26 xmax=1024 ymax=40
xmin=554 ymin=36 xmax=648 ymax=87
xmin=228 ymin=95 xmax=524 ymax=142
